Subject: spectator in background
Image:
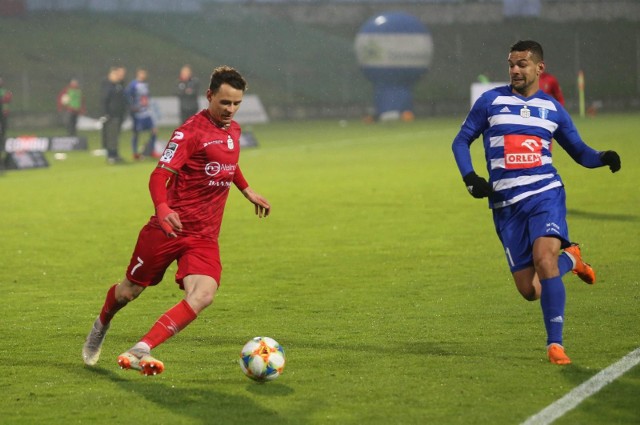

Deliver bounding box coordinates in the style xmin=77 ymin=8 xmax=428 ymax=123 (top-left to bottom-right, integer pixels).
xmin=176 ymin=65 xmax=200 ymax=124
xmin=0 ymin=77 xmax=13 ymax=152
xmin=539 ymin=71 xmax=565 ymax=106
xmin=126 ymin=68 xmax=157 ymax=160
xmin=477 ymin=72 xmax=490 ymax=84
xmin=57 ymin=78 xmax=85 ymax=136
xmin=101 ymin=66 xmax=128 ymax=164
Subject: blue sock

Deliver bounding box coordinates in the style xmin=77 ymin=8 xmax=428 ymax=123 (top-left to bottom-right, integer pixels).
xmin=558 ymin=252 xmax=573 ymax=276
xmin=132 ymin=132 xmax=139 ymax=155
xmin=540 ymin=276 xmax=566 ymax=346
xmin=144 ymin=133 xmax=157 ymax=155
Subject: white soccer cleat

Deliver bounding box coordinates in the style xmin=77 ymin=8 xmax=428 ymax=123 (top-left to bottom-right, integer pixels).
xmin=82 ymin=317 xmax=110 ymax=366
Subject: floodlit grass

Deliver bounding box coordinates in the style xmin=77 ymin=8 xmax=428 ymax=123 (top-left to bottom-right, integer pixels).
xmin=0 ymin=114 xmax=638 ymax=424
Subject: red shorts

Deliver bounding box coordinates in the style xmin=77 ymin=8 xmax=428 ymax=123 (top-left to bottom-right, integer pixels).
xmin=125 ymin=223 xmax=222 ymax=288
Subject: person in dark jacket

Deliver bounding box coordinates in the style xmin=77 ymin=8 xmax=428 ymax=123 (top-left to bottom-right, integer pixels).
xmin=176 ymin=65 xmax=200 ymax=124
xmin=101 ymin=66 xmax=128 ymax=164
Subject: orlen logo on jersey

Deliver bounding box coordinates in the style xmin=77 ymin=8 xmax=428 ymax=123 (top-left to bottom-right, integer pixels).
xmin=205 ymin=161 xmax=236 ymax=176
xmin=504 ymin=134 xmax=542 ymax=169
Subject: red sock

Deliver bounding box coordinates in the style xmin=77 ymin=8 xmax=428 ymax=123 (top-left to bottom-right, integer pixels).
xmin=99 ymin=284 xmax=126 ymax=326
xmin=141 ymin=300 xmax=197 ymax=349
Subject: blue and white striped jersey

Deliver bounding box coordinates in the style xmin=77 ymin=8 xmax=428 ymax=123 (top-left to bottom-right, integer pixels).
xmin=125 ymin=79 xmax=153 ymax=120
xmin=452 ymin=85 xmax=603 ymax=209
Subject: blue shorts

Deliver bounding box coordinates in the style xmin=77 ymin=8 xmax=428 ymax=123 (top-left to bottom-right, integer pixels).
xmin=133 ymin=116 xmax=155 ymax=132
xmin=492 ymin=187 xmax=570 ymax=273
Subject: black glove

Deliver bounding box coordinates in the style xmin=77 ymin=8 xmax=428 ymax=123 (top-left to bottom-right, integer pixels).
xmin=600 ymin=151 xmax=621 ymax=173
xmin=463 ymin=171 xmax=492 ymax=199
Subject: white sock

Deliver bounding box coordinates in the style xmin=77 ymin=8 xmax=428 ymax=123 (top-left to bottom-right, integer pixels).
xmin=94 ymin=317 xmax=106 ymax=330
xmin=563 ymin=251 xmax=577 ymax=269
xmin=133 ymin=341 xmax=151 ymax=353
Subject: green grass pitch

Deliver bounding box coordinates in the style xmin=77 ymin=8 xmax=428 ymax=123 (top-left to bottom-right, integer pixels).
xmin=1 ymin=114 xmax=638 ymax=424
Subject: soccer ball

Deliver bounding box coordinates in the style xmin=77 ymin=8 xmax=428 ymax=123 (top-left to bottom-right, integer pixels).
xmin=239 ymin=337 xmax=285 ymax=382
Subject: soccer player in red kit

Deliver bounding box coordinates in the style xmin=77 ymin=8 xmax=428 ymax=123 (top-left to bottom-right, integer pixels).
xmin=539 ymin=71 xmax=565 ymax=106
xmin=82 ymin=66 xmax=271 ymax=375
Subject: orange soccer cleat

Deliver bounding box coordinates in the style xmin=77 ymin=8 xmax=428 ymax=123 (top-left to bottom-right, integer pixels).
xmin=564 ymin=244 xmax=596 ymax=285
xmin=547 ymin=343 xmax=572 ymax=365
xmin=117 ymin=349 xmax=165 ymax=376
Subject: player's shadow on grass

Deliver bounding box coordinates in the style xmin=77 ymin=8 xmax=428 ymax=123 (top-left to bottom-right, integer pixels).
xmin=567 ymin=209 xmax=638 ymax=222
xmin=82 ymin=366 xmax=297 ymax=424
xmin=243 ymin=380 xmax=293 ymax=396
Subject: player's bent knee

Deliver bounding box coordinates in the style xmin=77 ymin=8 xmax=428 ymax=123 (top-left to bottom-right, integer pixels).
xmin=189 ymin=293 xmax=214 ymax=312
xmin=116 ymin=279 xmax=145 ymax=303
xmin=533 ymin=253 xmax=557 ymax=273
xmin=116 ymin=289 xmax=137 ymax=303
xmin=514 ymin=279 xmax=540 ymax=301
xmin=121 ymin=290 xmax=140 ymax=303
xmin=184 ymin=288 xmax=216 ymax=314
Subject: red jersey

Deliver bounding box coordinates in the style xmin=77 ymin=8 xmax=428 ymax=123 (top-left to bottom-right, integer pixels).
xmin=539 ymin=72 xmax=565 ymax=106
xmin=151 ymin=110 xmax=248 ymax=240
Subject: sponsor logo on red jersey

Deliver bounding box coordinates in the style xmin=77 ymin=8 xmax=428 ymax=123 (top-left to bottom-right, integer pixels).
xmin=203 ymin=140 xmax=224 ymax=148
xmin=205 ymin=161 xmax=236 ymax=177
xmin=160 ymin=142 xmax=179 ymax=163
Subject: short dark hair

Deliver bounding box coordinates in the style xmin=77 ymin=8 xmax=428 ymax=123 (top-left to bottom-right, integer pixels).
xmin=510 ymin=40 xmax=544 ymax=62
xmin=209 ymin=66 xmax=247 ymax=93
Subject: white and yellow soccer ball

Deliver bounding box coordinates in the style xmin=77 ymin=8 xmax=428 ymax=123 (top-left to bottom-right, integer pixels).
xmin=239 ymin=337 xmax=285 ymax=382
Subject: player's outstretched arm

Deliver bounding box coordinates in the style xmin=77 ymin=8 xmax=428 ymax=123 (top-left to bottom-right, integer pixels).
xmin=242 ymin=187 xmax=271 ymax=218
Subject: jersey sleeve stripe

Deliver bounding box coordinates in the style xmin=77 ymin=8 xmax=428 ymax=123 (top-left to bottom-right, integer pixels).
xmin=158 ymin=163 xmax=179 ymax=175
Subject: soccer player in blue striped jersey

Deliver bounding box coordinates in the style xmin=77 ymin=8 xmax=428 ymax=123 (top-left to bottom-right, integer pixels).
xmin=126 ymin=68 xmax=157 ymax=160
xmin=452 ymin=40 xmax=621 ymax=365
